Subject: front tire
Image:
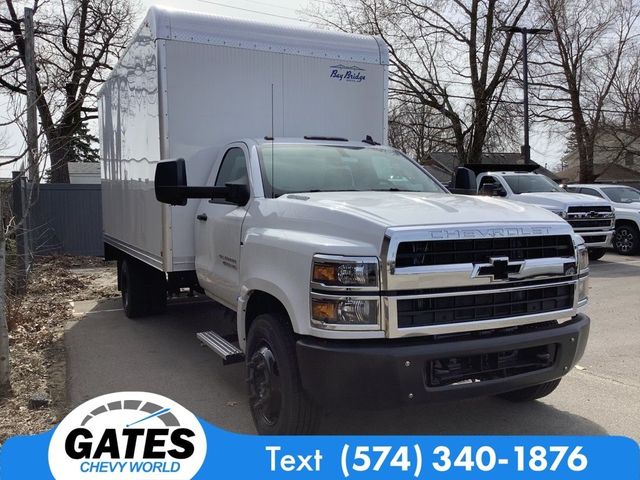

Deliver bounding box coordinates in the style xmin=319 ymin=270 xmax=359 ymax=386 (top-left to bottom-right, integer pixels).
xmin=498 ymin=379 xmax=562 ymax=402
xmin=588 ymin=248 xmax=606 ymax=261
xmin=246 ymin=314 xmax=320 ymax=435
xmin=614 ymin=224 xmax=640 ymax=255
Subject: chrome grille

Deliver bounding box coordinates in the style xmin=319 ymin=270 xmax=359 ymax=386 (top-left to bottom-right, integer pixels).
xmin=395 ymin=235 xmax=574 ymax=268
xmin=385 ymin=225 xmax=582 ymax=338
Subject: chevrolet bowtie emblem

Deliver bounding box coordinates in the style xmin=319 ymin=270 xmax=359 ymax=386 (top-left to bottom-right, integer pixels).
xmin=473 ymin=257 xmax=523 ymax=281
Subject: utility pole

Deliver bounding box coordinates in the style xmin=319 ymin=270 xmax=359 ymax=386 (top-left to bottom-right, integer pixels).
xmin=497 ymin=26 xmax=551 ymax=164
xmin=24 ymin=7 xmax=39 ymax=182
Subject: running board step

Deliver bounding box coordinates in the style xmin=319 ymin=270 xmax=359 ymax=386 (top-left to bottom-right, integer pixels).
xmin=197 ymin=331 xmax=245 ymax=365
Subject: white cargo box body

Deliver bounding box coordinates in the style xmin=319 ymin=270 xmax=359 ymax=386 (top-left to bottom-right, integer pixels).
xmin=99 ymin=7 xmax=389 ymax=272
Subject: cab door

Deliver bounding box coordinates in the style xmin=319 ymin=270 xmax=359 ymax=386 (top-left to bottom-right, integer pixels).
xmin=195 ymin=145 xmax=250 ymax=308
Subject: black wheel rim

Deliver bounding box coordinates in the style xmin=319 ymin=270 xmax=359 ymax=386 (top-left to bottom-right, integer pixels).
xmin=615 ymin=228 xmax=635 ymax=253
xmin=248 ymin=345 xmax=283 ymax=426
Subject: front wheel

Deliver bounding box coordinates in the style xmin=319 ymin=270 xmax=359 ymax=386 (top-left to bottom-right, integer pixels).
xmin=614 ymin=224 xmax=640 ymax=255
xmin=498 ymin=379 xmax=562 ymax=402
xmin=246 ymin=314 xmax=320 ymax=435
xmin=588 ymin=248 xmax=606 ymax=261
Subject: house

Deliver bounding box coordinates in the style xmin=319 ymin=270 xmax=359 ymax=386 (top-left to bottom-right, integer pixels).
xmin=422 ymin=152 xmax=560 ymax=185
xmin=556 ymin=163 xmax=640 ymax=189
xmin=67 ymin=162 xmax=100 ymax=184
xmin=559 ymin=131 xmax=640 ymax=186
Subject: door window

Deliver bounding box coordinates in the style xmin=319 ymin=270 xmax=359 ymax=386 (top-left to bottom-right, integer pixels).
xmin=215 ymin=147 xmax=248 ymax=187
xmin=579 ymin=187 xmax=604 ymax=198
xmin=479 ymin=176 xmax=497 ymax=188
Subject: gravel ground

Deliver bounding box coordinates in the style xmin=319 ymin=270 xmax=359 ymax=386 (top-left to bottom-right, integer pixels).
xmin=0 ymin=256 xmax=118 ymax=444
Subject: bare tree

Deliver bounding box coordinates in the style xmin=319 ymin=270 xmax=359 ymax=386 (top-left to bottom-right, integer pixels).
xmin=0 ymin=105 xmax=49 ymax=395
xmin=531 ymin=0 xmax=640 ymax=182
xmin=0 ymin=128 xmax=9 ymax=394
xmin=610 ymin=45 xmax=640 ymax=131
xmin=0 ymin=0 xmax=137 ymax=183
xmin=308 ymin=0 xmax=530 ymax=163
xmin=388 ymin=96 xmax=454 ymax=162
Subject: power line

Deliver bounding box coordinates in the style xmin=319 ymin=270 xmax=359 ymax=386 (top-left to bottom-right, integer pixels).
xmin=196 ymin=0 xmax=319 ymax=25
xmin=235 ymin=0 xmax=306 ymax=12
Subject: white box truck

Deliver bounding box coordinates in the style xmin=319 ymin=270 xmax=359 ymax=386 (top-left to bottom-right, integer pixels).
xmin=100 ymin=7 xmax=591 ymax=434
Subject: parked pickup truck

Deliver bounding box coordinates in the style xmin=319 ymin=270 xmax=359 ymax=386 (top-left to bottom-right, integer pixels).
xmin=452 ymin=165 xmax=615 ymax=260
xmin=565 ymin=184 xmax=640 ymax=255
xmin=99 ymin=7 xmax=591 ymax=434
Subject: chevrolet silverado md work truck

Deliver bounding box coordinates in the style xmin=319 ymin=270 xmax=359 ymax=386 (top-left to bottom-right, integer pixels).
xmin=100 ymin=7 xmax=591 ymax=434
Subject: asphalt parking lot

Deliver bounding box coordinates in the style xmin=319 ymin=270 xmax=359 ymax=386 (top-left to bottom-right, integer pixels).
xmin=65 ymin=252 xmax=640 ymax=438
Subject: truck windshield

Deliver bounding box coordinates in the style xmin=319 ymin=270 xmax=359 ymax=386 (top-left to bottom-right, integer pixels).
xmin=502 ymin=175 xmax=564 ymax=194
xmin=258 ymin=144 xmax=446 ymax=197
xmin=601 ymin=186 xmax=640 ymax=203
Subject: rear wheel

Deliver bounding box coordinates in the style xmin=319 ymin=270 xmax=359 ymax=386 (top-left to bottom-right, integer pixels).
xmin=246 ymin=314 xmax=320 ymax=435
xmin=588 ymin=248 xmax=606 ymax=261
xmin=498 ymin=379 xmax=562 ymax=402
xmin=614 ymin=224 xmax=640 ymax=255
xmin=120 ymin=258 xmax=167 ymax=318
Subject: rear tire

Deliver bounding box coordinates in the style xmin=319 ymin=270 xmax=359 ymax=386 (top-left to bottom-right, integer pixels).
xmin=614 ymin=224 xmax=640 ymax=255
xmin=587 ymin=248 xmax=606 ymax=261
xmin=498 ymin=378 xmax=562 ymax=402
xmin=120 ymin=258 xmax=167 ymax=318
xmin=246 ymin=314 xmax=320 ymax=435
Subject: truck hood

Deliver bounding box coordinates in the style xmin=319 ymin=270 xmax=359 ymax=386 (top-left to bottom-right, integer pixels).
xmin=278 ymin=191 xmax=565 ymax=227
xmin=513 ymin=192 xmax=611 ymax=211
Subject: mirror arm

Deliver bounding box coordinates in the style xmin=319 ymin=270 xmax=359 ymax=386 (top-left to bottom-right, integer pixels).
xmin=155 ymin=186 xmax=228 ymax=199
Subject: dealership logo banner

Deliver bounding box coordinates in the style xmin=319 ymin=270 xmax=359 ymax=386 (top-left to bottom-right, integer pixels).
xmin=1 ymin=391 xmax=638 ymax=479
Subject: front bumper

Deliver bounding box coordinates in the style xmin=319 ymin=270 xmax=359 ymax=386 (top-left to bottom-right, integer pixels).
xmin=579 ymin=230 xmax=614 ymax=248
xmin=296 ymin=314 xmax=590 ymax=408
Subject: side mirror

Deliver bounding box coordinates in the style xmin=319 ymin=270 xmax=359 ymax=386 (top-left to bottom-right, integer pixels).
xmin=497 ymin=186 xmax=507 ymax=197
xmin=155 ymin=159 xmax=188 ymax=206
xmin=453 ymin=167 xmax=476 ymax=190
xmin=225 ymin=182 xmax=250 ymax=206
xmin=155 ymin=159 xmax=251 ymax=207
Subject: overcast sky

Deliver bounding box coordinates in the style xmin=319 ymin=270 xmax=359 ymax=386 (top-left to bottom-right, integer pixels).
xmin=0 ymin=0 xmax=565 ymax=170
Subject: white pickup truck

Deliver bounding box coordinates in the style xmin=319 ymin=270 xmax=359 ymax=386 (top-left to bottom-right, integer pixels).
xmin=452 ymin=165 xmax=615 ymax=260
xmin=565 ymin=184 xmax=640 ymax=255
xmin=100 ymin=7 xmax=591 ymax=434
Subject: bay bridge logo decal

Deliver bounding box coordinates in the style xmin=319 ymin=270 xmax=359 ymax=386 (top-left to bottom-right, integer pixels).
xmin=48 ymin=392 xmax=207 ymax=479
xmin=329 ymin=64 xmax=366 ymax=82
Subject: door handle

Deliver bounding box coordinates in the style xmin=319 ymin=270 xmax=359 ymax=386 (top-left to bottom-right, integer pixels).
xmin=196 ymin=213 xmax=208 ymax=221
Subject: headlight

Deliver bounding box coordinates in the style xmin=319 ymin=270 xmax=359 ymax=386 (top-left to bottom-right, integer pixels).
xmin=311 ymin=255 xmax=381 ymax=329
xmin=576 ymin=245 xmax=589 ymax=272
xmin=575 ymin=244 xmax=589 ymax=304
xmin=577 ymin=276 xmax=589 ymax=303
xmin=552 ymin=210 xmax=567 ymax=219
xmin=311 ymin=295 xmax=379 ymax=328
xmin=312 ymin=255 xmax=379 ymax=288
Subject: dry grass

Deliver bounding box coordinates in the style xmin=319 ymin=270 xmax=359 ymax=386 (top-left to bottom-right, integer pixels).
xmin=0 ymin=256 xmax=118 ymax=444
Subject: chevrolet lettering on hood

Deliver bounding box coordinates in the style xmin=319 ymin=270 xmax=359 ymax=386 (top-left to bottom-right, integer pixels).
xmin=426 ymin=226 xmax=552 ymax=240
